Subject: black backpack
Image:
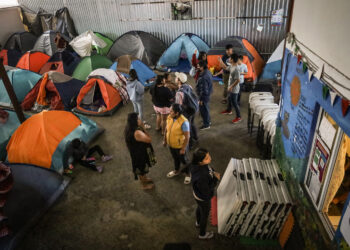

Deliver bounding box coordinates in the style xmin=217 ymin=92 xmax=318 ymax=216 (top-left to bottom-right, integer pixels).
xmin=179 ymin=84 xmax=199 ymax=117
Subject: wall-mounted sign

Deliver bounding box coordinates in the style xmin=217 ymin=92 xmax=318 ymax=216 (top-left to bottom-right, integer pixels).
xmin=271 ymin=9 xmax=283 ymax=26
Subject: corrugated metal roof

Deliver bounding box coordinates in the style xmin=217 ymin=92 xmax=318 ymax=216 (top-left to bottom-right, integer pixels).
xmin=18 ymin=0 xmax=290 ymax=60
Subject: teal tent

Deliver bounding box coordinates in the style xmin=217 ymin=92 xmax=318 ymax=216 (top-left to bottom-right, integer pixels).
xmin=0 ymin=69 xmax=41 ymax=108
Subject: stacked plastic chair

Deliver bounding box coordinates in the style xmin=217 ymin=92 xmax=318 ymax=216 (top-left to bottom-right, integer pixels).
xmin=0 ymin=163 xmax=13 ymax=237
xmin=217 ymin=158 xmax=292 ymax=240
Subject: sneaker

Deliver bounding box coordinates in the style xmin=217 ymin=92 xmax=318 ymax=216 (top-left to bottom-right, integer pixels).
xmin=101 ymin=155 xmax=113 ymax=162
xmin=220 ymin=110 xmax=232 ymax=115
xmin=199 ymin=125 xmax=210 ymax=130
xmin=86 ymin=157 xmax=96 ymax=162
xmin=232 ymin=117 xmax=242 ymax=124
xmin=195 ymin=221 xmax=200 ymax=228
xmin=96 ymin=166 xmax=104 ymax=173
xmin=198 ymin=231 xmax=214 ymax=239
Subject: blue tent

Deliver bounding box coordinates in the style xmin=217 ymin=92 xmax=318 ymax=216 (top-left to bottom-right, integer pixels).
xmin=0 ymin=69 xmax=41 ymax=108
xmin=110 ymin=56 xmax=156 ymax=87
xmin=156 ymin=33 xmax=210 ymax=73
xmin=260 ymin=40 xmax=284 ymax=80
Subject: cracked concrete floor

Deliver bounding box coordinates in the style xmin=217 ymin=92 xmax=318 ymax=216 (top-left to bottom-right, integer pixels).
xmin=18 ymin=77 xmax=283 ymax=250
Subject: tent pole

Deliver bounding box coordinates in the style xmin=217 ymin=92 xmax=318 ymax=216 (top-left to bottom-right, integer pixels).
xmin=0 ymin=59 xmax=26 ymax=123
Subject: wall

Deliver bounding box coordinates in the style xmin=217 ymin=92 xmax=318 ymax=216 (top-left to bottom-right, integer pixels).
xmin=17 ymin=0 xmax=290 ymax=60
xmin=0 ymin=6 xmax=25 ymax=47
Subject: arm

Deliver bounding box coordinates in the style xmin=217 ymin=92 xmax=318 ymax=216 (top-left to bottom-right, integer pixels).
xmin=134 ymin=130 xmax=152 ymax=144
xmin=180 ymin=131 xmax=190 ymax=155
xmin=191 ymin=53 xmax=198 ymax=67
xmin=218 ymin=57 xmax=229 ymax=70
xmin=214 ymin=69 xmax=223 ymax=76
xmin=228 ymin=79 xmax=240 ymax=92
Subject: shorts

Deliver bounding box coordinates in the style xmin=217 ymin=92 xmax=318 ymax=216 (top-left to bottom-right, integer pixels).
xmin=153 ymin=105 xmax=171 ymax=115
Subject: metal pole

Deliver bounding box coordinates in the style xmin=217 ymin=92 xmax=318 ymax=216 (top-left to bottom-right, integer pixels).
xmin=0 ymin=59 xmax=26 ymax=123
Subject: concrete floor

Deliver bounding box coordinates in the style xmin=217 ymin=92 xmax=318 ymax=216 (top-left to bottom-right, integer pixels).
xmin=18 ymin=77 xmax=282 ymax=250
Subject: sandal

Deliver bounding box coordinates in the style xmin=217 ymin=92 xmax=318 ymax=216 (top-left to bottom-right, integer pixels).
xmin=166 ymin=170 xmax=180 ymax=178
xmin=184 ymin=176 xmax=191 ymax=184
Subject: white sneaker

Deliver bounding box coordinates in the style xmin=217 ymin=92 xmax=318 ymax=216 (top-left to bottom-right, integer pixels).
xmin=198 ymin=231 xmax=214 ymax=239
xmin=195 ymin=221 xmax=200 ymax=228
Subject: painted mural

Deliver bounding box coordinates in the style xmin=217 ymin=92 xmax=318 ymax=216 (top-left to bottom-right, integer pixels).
xmin=275 ymin=49 xmax=350 ymax=249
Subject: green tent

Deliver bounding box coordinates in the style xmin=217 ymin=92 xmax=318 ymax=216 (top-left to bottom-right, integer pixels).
xmin=93 ymin=32 xmax=114 ymax=56
xmin=72 ymin=55 xmax=113 ymax=81
xmin=0 ymin=69 xmax=42 ymax=107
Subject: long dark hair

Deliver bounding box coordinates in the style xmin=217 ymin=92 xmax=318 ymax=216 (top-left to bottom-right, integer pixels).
xmin=155 ymin=75 xmax=164 ymax=87
xmin=192 ymin=148 xmax=209 ymax=165
xmin=129 ymin=69 xmax=139 ymax=81
xmin=124 ymin=112 xmax=139 ymax=150
xmin=198 ymin=51 xmax=207 ymax=61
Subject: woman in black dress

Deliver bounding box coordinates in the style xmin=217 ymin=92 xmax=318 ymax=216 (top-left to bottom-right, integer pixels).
xmin=124 ymin=112 xmax=155 ymax=190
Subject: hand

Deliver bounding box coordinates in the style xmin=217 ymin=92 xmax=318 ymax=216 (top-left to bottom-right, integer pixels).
xmin=214 ymin=172 xmax=221 ymax=180
xmin=218 ymin=57 xmax=222 ymax=62
xmin=180 ymin=148 xmax=185 ymax=155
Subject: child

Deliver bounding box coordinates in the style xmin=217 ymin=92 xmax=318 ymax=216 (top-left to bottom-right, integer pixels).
xmin=237 ymin=55 xmax=248 ymax=105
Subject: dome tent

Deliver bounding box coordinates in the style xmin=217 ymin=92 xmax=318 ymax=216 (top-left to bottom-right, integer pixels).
xmin=260 ymin=39 xmax=284 ymax=80
xmin=33 ymin=30 xmax=70 ymax=57
xmin=72 ymin=54 xmax=113 ymax=81
xmin=207 ymin=36 xmax=265 ymax=82
xmin=93 ymin=32 xmax=113 ymax=56
xmin=6 ymin=111 xmax=104 ymax=174
xmin=4 ymin=31 xmax=37 ymax=53
xmin=107 ymin=31 xmax=166 ymax=66
xmin=156 ymin=33 xmax=210 ymax=73
xmin=16 ymin=51 xmax=50 ymax=73
xmin=0 ymin=49 xmax=23 ymax=67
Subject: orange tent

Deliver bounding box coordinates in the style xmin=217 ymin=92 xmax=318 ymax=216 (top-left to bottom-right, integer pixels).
xmin=16 ymin=51 xmax=50 ymax=73
xmin=207 ymin=36 xmax=265 ymax=82
xmin=75 ymin=77 xmax=122 ymax=116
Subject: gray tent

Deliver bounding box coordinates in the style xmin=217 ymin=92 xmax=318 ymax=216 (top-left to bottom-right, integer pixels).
xmin=0 ymin=164 xmax=69 ymax=250
xmin=4 ymin=32 xmax=37 ymax=53
xmin=32 ymin=30 xmax=69 ymax=56
xmin=107 ymin=31 xmax=166 ymax=66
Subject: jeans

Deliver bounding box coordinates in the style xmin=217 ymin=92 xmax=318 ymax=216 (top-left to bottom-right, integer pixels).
xmin=227 ymin=92 xmax=241 ymax=118
xmin=222 ymin=73 xmax=229 ymax=98
xmin=237 ymin=83 xmax=243 ymax=105
xmin=132 ymin=100 xmax=143 ymax=121
xmin=169 ymin=147 xmax=188 ymax=172
xmin=196 ymin=199 xmax=211 ymax=236
xmin=199 ymin=102 xmax=211 ymax=127
xmin=185 ymin=114 xmax=198 ymax=146
xmin=78 ymin=145 xmax=105 ymax=171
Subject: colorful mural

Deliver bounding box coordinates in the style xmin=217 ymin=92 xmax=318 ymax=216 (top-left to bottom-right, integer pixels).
xmin=275 ymin=49 xmax=350 ymax=249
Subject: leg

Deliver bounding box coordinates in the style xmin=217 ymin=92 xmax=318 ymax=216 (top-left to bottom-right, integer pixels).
xmin=232 ymin=93 xmax=241 ymax=118
xmin=196 ymin=203 xmax=201 ymax=225
xmin=196 ymin=199 xmax=211 ymax=236
xmin=169 ymin=147 xmax=181 ymax=172
xmin=237 ymin=84 xmax=242 ymax=106
xmin=86 ymin=145 xmax=105 ymax=157
xmin=156 ymin=113 xmax=161 ymax=130
xmin=161 ymin=114 xmax=168 ymax=135
xmin=226 ymin=92 xmax=233 ymax=112
xmin=132 ymin=101 xmax=139 ymax=114
xmin=199 ymin=104 xmax=210 ymax=127
xmin=79 ymin=160 xmax=98 ymax=171
xmin=190 ymin=115 xmax=198 ymax=141
xmin=222 ymin=73 xmax=229 ymax=100
xmin=137 ymin=100 xmax=144 ymax=121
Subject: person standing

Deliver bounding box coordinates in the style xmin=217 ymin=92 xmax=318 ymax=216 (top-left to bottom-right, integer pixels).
xmin=220 ymin=54 xmax=242 ymax=123
xmin=191 ymin=50 xmax=208 ymax=81
xmin=174 ymin=72 xmax=199 ymax=149
xmin=126 ymin=69 xmax=151 ymax=129
xmin=150 ymin=75 xmax=174 ymax=135
xmin=163 ymin=104 xmax=191 ymax=184
xmin=237 ymin=55 xmax=248 ymax=105
xmin=124 ymin=112 xmax=155 ymax=190
xmin=190 ymin=148 xmax=220 ymax=239
xmin=219 ymin=44 xmax=233 ymax=104
xmin=196 ymin=61 xmax=213 ymax=130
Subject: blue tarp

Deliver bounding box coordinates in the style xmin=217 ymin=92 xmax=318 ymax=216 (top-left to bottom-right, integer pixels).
xmin=156 ymin=33 xmax=210 ymax=73
xmin=110 ymin=59 xmax=156 ymax=87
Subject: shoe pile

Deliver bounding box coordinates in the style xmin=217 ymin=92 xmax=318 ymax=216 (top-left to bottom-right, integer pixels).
xmin=0 ymin=162 xmax=14 ymax=238
xmin=217 ymin=158 xmax=292 ymax=240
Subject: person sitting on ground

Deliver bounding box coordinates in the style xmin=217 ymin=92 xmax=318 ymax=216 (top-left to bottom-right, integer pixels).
xmin=126 ymin=69 xmax=151 ymax=129
xmin=163 ymin=103 xmax=191 ymax=184
xmin=175 ymin=72 xmax=199 ymax=149
xmin=66 ymin=139 xmax=113 ymax=173
xmin=191 ymin=50 xmax=208 ymax=81
xmin=150 ymin=75 xmax=174 ymax=135
xmin=219 ymin=54 xmax=242 ymax=124
xmin=190 ymin=148 xmax=220 ymax=240
xmin=237 ymin=55 xmax=248 ymax=105
xmin=125 ymin=112 xmax=155 ymax=190
xmin=219 ymin=44 xmax=233 ymax=104
xmin=196 ymin=60 xmax=213 ymax=130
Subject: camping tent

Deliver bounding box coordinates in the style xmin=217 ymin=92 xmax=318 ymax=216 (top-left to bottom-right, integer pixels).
xmin=75 ymin=75 xmax=123 ymax=116
xmin=22 ymin=71 xmax=85 ymax=111
xmin=33 ymin=30 xmax=70 ymax=56
xmin=260 ymin=40 xmax=284 ymax=80
xmin=0 ymin=163 xmax=68 ymax=250
xmin=207 ymin=36 xmax=265 ymax=82
xmin=156 ymin=33 xmax=210 ymax=73
xmin=16 ymin=51 xmax=50 ymax=73
xmin=93 ymin=32 xmax=113 ymax=56
xmin=0 ymin=49 xmax=23 ymax=67
xmin=6 ymin=110 xmax=104 ymax=173
xmin=72 ymin=54 xmax=113 ymax=81
xmin=110 ymin=55 xmax=156 ymax=87
xmin=4 ymin=31 xmax=37 ymax=53
xmin=69 ymin=30 xmax=108 ymax=57
xmin=39 ymin=49 xmax=81 ymax=76
xmin=0 ymin=69 xmax=42 ymax=108
xmin=107 ymin=31 xmax=166 ymax=66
